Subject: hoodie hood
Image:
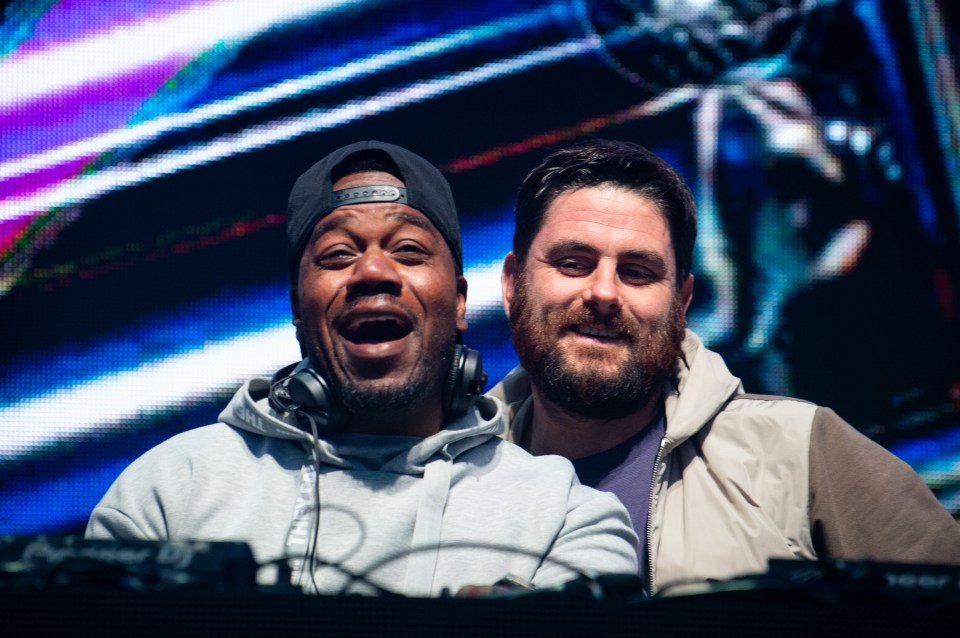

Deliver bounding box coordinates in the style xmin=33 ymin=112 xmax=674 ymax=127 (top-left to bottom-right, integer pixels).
xmin=218 ymin=367 xmax=505 ymax=474
xmin=661 ymin=329 xmax=743 ymax=448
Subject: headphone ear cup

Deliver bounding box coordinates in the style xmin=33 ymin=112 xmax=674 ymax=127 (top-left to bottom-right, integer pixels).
xmin=444 ymin=344 xmax=465 ymax=415
xmin=273 ymin=366 xmax=343 ymax=432
xmin=444 ymin=344 xmax=488 ymax=420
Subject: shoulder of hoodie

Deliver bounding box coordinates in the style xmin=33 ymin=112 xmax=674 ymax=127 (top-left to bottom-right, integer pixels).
xmin=480 ymin=433 xmax=582 ymax=479
xmin=715 ymin=392 xmax=823 ymax=424
xmin=717 ymin=394 xmax=864 ymax=444
xmin=125 ymin=421 xmax=298 ymax=470
xmin=693 ymin=392 xmax=849 ymax=458
xmin=473 ymin=396 xmax=564 ymax=471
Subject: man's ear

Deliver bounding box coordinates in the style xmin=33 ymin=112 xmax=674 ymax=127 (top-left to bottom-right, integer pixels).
xmin=456 ymin=275 xmax=468 ymax=334
xmin=501 ymin=252 xmax=519 ymax=320
xmin=680 ymin=274 xmax=694 ymax=314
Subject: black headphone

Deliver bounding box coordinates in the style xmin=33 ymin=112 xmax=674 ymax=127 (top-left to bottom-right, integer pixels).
xmin=268 ymin=344 xmax=488 ymax=433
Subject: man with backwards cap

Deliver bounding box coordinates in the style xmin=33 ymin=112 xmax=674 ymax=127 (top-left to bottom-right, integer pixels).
xmin=86 ymin=140 xmax=638 ymax=597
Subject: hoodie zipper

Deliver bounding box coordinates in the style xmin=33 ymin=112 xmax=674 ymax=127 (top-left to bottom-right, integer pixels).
xmin=646 ymin=436 xmax=669 ymax=596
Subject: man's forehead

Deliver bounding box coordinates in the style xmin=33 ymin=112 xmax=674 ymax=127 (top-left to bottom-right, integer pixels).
xmin=308 ymin=205 xmax=436 ymax=242
xmin=538 ymin=187 xmax=670 ymax=236
xmin=545 ymin=184 xmax=665 ymax=218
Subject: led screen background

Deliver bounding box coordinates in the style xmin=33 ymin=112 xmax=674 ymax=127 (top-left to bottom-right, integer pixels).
xmin=1 ymin=0 xmax=958 ymax=536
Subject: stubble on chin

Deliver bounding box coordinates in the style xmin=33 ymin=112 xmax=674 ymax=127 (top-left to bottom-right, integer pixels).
xmin=314 ymin=331 xmax=458 ymax=421
xmin=335 ymin=346 xmax=453 ymax=417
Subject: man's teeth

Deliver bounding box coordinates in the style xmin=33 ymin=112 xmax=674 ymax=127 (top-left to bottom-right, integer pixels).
xmin=575 ymin=326 xmax=621 ymax=338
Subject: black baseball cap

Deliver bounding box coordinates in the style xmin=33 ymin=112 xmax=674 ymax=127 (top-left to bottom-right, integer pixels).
xmin=286 ymin=140 xmax=463 ymax=277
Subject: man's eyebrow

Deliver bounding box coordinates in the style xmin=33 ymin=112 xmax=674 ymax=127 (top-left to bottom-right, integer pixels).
xmin=543 ymin=239 xmax=597 ymax=258
xmin=544 ymin=240 xmax=669 ymax=269
xmin=388 ymin=211 xmax=437 ymax=235
xmin=620 ymin=250 xmax=668 ymax=271
xmin=308 ymin=216 xmax=347 ymax=243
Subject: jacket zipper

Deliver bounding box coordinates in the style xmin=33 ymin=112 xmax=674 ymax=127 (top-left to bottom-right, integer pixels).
xmin=646 ymin=436 xmax=669 ymax=596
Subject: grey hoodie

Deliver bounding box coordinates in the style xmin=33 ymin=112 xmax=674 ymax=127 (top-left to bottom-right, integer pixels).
xmin=86 ymin=375 xmax=638 ymax=596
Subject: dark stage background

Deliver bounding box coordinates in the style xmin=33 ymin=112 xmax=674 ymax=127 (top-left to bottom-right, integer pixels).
xmin=1 ymin=0 xmax=959 ymax=537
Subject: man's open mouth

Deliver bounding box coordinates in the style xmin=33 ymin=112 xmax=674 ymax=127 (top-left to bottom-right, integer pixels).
xmin=341 ymin=315 xmax=413 ymax=344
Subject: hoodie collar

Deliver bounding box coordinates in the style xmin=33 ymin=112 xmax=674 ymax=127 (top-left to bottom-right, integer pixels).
xmin=661 ymin=330 xmax=743 ymax=447
xmin=220 ymin=374 xmax=505 ymax=475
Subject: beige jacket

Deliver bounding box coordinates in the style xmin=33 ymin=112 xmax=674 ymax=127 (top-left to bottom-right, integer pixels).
xmin=489 ymin=330 xmax=960 ymax=593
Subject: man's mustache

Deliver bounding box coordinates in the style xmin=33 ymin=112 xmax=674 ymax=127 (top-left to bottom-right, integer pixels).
xmin=554 ymin=305 xmax=641 ymax=340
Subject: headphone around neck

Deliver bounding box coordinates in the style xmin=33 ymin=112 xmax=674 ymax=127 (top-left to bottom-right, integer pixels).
xmin=268 ymin=344 xmax=488 ymax=433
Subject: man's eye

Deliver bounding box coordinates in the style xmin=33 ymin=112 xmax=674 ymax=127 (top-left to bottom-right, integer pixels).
xmin=556 ymin=259 xmax=589 ymax=275
xmin=620 ymin=267 xmax=655 ymax=283
xmin=394 ymin=243 xmax=429 ymax=260
xmin=316 ymin=249 xmax=354 ymax=267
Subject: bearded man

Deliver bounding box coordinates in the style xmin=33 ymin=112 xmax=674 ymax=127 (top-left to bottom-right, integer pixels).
xmin=489 ymin=138 xmax=960 ymax=596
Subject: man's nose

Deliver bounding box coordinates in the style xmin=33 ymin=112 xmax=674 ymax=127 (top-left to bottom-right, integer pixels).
xmin=582 ymin=263 xmax=620 ymax=316
xmin=347 ymin=249 xmax=402 ymax=295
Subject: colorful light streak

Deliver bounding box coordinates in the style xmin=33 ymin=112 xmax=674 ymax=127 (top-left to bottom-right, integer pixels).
xmin=0 ymin=324 xmax=300 ymax=460
xmin=15 ymin=212 xmax=286 ymax=296
xmin=442 ymin=86 xmax=702 ymax=172
xmin=0 ymin=0 xmax=356 ymax=109
xmin=906 ymin=0 xmax=960 ymax=228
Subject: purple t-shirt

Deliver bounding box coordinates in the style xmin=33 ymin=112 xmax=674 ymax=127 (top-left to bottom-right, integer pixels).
xmin=571 ymin=415 xmax=665 ymax=588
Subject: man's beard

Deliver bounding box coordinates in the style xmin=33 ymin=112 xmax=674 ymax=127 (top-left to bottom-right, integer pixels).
xmin=509 ymin=273 xmax=687 ymax=420
xmin=335 ymin=348 xmax=450 ymax=418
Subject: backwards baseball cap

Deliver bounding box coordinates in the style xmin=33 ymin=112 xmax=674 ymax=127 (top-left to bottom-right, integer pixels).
xmin=286 ymin=140 xmax=463 ymax=277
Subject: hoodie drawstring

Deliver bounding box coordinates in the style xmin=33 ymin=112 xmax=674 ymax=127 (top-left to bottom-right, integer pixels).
xmin=401 ymin=457 xmax=452 ymax=596
xmin=286 ymin=461 xmax=319 ymax=589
